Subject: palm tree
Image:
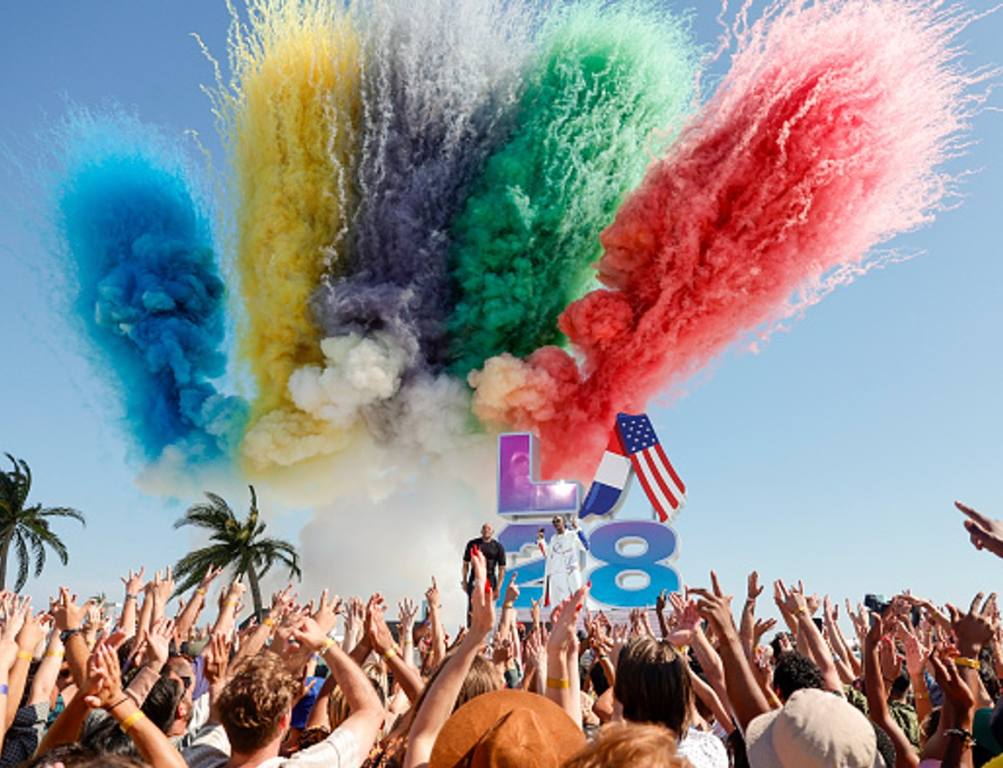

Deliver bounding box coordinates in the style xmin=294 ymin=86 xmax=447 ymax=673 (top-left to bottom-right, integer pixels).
xmin=0 ymin=454 xmax=86 ymax=592
xmin=173 ymin=485 xmax=300 ymax=620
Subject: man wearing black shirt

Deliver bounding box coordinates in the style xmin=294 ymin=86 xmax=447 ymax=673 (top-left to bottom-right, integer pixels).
xmin=462 ymin=523 xmax=506 ymax=623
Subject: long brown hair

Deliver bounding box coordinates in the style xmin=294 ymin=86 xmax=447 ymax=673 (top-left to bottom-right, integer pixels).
xmin=614 ymin=636 xmax=693 ymax=736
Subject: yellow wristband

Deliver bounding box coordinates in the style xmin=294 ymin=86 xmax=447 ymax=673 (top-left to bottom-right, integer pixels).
xmin=383 ymin=646 xmax=398 ymax=661
xmin=16 ymin=651 xmax=32 ymax=661
xmin=954 ymin=656 xmax=980 ymax=670
xmin=263 ymin=617 xmax=275 ymax=628
xmin=320 ymin=637 xmax=335 ymax=653
xmin=45 ymin=651 xmax=64 ymax=658
xmin=196 ymin=588 xmax=207 ymax=596
xmin=546 ymin=677 xmax=570 ymax=689
xmin=120 ymin=710 xmax=145 ymax=732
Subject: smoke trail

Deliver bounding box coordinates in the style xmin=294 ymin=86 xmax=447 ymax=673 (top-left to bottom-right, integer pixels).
xmin=55 ymin=109 xmax=247 ymax=463
xmin=444 ymin=1 xmax=698 ymax=379
xmin=310 ymin=0 xmax=531 ymax=368
xmin=202 ymin=0 xmax=362 ymax=470
xmin=470 ymin=0 xmax=989 ymax=478
xmin=292 ymin=0 xmax=532 ymax=448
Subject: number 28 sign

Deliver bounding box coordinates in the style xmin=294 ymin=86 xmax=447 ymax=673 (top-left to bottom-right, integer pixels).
xmin=495 ymin=433 xmax=681 ymax=610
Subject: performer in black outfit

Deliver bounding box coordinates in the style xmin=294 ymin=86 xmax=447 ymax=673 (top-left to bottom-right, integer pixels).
xmin=462 ymin=522 xmax=506 ymax=624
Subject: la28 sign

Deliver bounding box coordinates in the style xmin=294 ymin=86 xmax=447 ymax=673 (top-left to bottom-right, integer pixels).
xmin=495 ymin=433 xmax=680 ymax=610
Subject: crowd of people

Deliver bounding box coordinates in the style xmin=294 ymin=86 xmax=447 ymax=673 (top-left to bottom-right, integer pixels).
xmin=0 ymin=501 xmax=998 ymax=768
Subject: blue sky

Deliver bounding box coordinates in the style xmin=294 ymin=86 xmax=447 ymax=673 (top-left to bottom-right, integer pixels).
xmin=1 ymin=1 xmax=1001 ymax=621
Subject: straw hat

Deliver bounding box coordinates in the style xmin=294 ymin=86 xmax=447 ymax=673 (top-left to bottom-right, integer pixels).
xmin=429 ymin=689 xmax=586 ymax=768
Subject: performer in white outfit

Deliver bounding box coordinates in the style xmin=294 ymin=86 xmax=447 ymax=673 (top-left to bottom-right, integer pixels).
xmin=537 ymin=515 xmax=588 ymax=606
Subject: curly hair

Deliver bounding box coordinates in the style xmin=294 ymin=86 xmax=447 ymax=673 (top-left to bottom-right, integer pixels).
xmin=217 ymin=652 xmax=302 ymax=753
xmin=563 ymin=723 xmax=687 ymax=768
xmin=772 ymin=652 xmax=824 ymax=702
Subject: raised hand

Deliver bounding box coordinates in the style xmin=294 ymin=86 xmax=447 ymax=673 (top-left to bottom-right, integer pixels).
xmin=365 ymin=594 xmax=397 ymax=656
xmin=753 ymin=617 xmax=777 ymax=644
xmin=467 ymin=548 xmax=496 ymax=640
xmin=52 ymin=589 xmax=88 ymax=632
xmin=504 ymin=574 xmax=520 ymax=605
xmin=547 ymin=585 xmax=588 ymax=655
xmin=901 ymin=625 xmax=927 ymax=678
xmin=655 ymin=589 xmax=669 ymax=615
xmin=691 ymin=573 xmax=737 ymax=639
xmin=947 ymin=592 xmax=996 ymax=657
xmin=17 ymin=608 xmax=48 ymax=656
xmin=747 ymin=571 xmax=764 ymax=601
xmin=203 ymin=632 xmax=232 ymax=689
xmin=492 ymin=637 xmax=514 ymax=667
xmin=425 ymin=577 xmax=440 ymax=610
xmin=121 ymin=567 xmax=145 ymax=597
xmin=199 ymin=565 xmax=224 ymax=591
xmin=929 ymin=645 xmax=975 ymax=712
xmin=142 ymin=617 xmax=174 ymax=670
xmin=398 ymin=598 xmax=418 ymax=629
xmin=291 ymin=616 xmax=333 ymax=652
xmin=153 ymin=568 xmax=175 ymax=604
xmin=83 ymin=642 xmax=125 ymax=709
xmin=313 ymin=589 xmax=341 ymax=634
xmin=956 ymin=501 xmax=1003 ymax=559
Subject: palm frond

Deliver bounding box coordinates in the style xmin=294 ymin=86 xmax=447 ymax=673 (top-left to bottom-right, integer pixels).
xmin=13 ymin=531 xmax=29 ymax=592
xmin=27 ymin=533 xmax=46 ymax=578
xmin=173 ymin=543 xmax=239 ymax=595
xmin=38 ymin=506 xmax=86 ymax=525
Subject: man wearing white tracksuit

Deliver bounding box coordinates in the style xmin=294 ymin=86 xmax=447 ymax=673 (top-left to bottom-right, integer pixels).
xmin=538 ymin=515 xmax=588 ymax=606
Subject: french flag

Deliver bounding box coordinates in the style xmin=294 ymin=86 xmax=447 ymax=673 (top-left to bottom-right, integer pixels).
xmin=579 ymin=430 xmax=631 ymax=519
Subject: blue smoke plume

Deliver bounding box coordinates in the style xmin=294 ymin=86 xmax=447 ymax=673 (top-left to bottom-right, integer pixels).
xmin=56 ymin=111 xmax=247 ymax=462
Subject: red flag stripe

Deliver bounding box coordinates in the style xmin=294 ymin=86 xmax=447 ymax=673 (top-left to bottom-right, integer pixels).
xmin=631 ymin=455 xmax=669 ymax=522
xmin=642 ymin=449 xmax=680 ymax=511
xmin=654 ymin=443 xmax=686 ymax=495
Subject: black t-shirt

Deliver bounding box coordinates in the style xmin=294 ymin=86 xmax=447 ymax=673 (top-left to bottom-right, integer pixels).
xmin=463 ymin=537 xmax=506 ymax=588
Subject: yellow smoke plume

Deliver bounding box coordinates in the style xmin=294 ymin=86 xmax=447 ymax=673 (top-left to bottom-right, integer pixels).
xmin=206 ymin=0 xmax=362 ymax=470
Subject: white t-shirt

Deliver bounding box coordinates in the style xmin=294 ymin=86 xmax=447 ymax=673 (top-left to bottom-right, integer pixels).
xmin=677 ymin=727 xmax=728 ymax=768
xmin=183 ymin=723 xmax=360 ymax=768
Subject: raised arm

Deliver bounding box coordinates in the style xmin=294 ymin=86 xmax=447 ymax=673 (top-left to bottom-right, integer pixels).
xmin=740 ymin=571 xmax=763 ymax=658
xmin=782 ymin=582 xmax=842 ymax=694
xmin=7 ymin=603 xmax=47 ymax=728
xmin=174 ymin=565 xmax=222 ymax=643
xmin=398 ymin=598 xmax=418 ymax=670
xmin=425 ymin=577 xmax=446 ymax=671
xmin=293 ymin=616 xmax=384 ymax=758
xmin=405 ymin=548 xmax=496 ymax=768
xmin=210 ymin=579 xmax=244 ymax=636
xmin=690 ymin=574 xmax=771 ymax=732
xmin=118 ymin=568 xmax=145 ymax=636
xmin=366 ymin=594 xmax=424 ymax=703
xmin=863 ymin=615 xmax=918 ymax=768
xmin=85 ymin=642 xmax=187 ymax=768
xmin=52 ymin=588 xmax=90 ymax=689
xmin=545 ymin=585 xmax=588 ymax=727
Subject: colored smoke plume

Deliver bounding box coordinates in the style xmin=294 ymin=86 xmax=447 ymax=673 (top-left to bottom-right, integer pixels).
xmin=201 ymin=0 xmax=362 ymax=469
xmin=300 ymin=0 xmax=534 ymax=451
xmin=446 ymin=0 xmax=698 ymax=378
xmin=55 ymin=109 xmax=247 ymax=463
xmin=471 ymin=0 xmax=987 ymax=478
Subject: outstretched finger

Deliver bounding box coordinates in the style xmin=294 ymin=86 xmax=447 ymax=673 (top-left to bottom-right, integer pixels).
xmin=982 ymin=593 xmax=998 ymax=617
xmin=710 ymin=571 xmax=723 ymax=598
xmin=969 ymin=592 xmax=985 ymax=616
xmin=956 ymin=501 xmax=992 ymax=530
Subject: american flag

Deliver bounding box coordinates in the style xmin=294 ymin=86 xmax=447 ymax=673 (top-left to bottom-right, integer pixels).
xmin=615 ymin=413 xmax=686 ymax=522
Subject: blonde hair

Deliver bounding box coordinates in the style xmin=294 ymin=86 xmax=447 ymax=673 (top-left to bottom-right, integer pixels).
xmin=562 ymin=723 xmax=690 ymax=768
